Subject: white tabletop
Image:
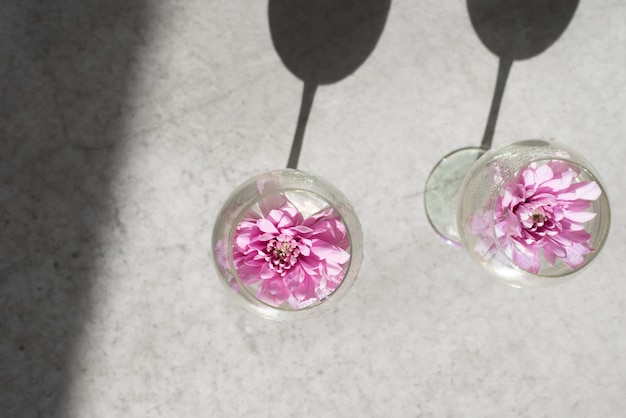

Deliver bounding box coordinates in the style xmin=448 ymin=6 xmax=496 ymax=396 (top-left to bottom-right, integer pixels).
xmin=2 ymin=1 xmax=625 ymax=417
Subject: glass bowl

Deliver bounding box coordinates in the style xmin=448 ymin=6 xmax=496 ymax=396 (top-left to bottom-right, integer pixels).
xmin=212 ymin=169 xmax=363 ymax=320
xmin=457 ymin=140 xmax=611 ymax=288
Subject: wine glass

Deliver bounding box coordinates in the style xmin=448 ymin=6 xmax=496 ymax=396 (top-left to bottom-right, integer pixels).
xmin=212 ymin=169 xmax=364 ymax=320
xmin=457 ymin=139 xmax=610 ymax=288
xmin=212 ymin=1 xmax=389 ymax=320
xmin=423 ymin=1 xmax=610 ymax=286
xmin=424 ymin=0 xmax=579 ymax=247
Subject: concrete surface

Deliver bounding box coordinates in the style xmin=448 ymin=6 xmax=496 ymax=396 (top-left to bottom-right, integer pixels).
xmin=2 ymin=1 xmax=625 ymax=417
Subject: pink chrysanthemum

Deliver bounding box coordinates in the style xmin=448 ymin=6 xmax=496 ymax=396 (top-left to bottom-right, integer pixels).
xmin=471 ymin=160 xmax=601 ymax=274
xmin=232 ymin=195 xmax=350 ymax=308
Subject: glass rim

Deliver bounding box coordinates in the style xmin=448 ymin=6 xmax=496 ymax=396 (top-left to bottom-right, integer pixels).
xmin=212 ymin=168 xmax=364 ymax=321
xmin=488 ymin=156 xmax=611 ymax=279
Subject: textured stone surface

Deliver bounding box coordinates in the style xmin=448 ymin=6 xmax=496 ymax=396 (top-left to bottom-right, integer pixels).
xmin=2 ymin=1 xmax=625 ymax=417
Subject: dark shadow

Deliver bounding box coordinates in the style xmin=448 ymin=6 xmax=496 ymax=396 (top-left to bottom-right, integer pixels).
xmin=1 ymin=1 xmax=149 ymax=416
xmin=287 ymin=82 xmax=318 ymax=170
xmin=268 ymin=0 xmax=391 ymax=169
xmin=467 ymin=0 xmax=579 ymax=149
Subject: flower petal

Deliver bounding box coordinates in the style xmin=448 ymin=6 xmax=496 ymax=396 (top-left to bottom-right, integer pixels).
xmin=310 ymin=239 xmax=350 ymax=264
xmin=562 ymin=242 xmax=592 ymax=269
xmin=258 ymin=193 xmax=289 ymax=217
xmin=512 ymin=244 xmax=541 ymax=274
xmin=257 ymin=277 xmax=290 ymax=307
xmin=562 ymin=210 xmax=597 ymax=223
xmin=257 ymin=218 xmax=279 ymax=234
xmin=558 ymin=181 xmax=601 ymax=201
xmin=533 ymin=163 xmax=553 ymax=186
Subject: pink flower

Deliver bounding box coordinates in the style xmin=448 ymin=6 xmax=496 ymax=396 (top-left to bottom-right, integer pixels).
xmin=232 ymin=195 xmax=350 ymax=308
xmin=471 ymin=160 xmax=601 ymax=274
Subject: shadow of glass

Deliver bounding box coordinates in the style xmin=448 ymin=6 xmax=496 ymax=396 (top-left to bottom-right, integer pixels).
xmin=268 ymin=0 xmax=391 ymax=168
xmin=0 ymin=1 xmax=149 ymax=416
xmin=467 ymin=0 xmax=579 ymax=149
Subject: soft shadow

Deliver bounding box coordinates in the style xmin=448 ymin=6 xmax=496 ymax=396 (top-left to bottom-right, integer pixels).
xmin=467 ymin=0 xmax=579 ymax=149
xmin=268 ymin=0 xmax=391 ymax=168
xmin=0 ymin=1 xmax=149 ymax=416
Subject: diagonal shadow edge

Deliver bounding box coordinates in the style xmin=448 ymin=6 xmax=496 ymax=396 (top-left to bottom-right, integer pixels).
xmin=0 ymin=2 xmax=150 ymax=416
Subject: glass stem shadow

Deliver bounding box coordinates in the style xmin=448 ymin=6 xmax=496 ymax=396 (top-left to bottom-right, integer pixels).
xmin=480 ymin=57 xmax=513 ymax=150
xmin=287 ymin=81 xmax=318 ymax=169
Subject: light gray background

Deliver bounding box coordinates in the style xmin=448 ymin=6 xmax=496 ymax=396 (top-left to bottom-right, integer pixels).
xmin=2 ymin=1 xmax=625 ymax=417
